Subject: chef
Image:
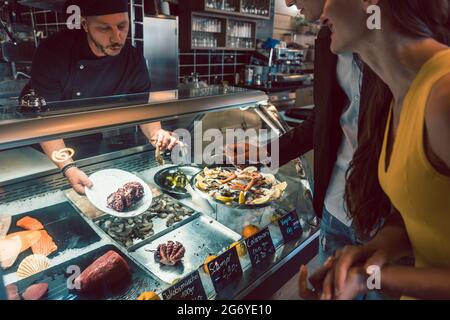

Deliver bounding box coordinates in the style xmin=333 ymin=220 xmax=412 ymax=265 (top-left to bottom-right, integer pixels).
xmin=24 ymin=0 xmax=177 ymax=194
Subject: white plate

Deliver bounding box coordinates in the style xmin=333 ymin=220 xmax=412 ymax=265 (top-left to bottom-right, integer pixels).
xmin=85 ymin=169 xmax=152 ymax=218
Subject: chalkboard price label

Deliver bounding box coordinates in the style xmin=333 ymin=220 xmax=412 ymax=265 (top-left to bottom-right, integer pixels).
xmin=245 ymin=228 xmax=275 ymax=268
xmin=278 ymin=210 xmax=303 ymax=243
xmin=207 ymin=246 xmax=243 ymax=293
xmin=161 ymin=270 xmax=207 ymax=300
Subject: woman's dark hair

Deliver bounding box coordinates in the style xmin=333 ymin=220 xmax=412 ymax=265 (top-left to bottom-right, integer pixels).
xmin=383 ymin=0 xmax=450 ymax=44
xmin=344 ymin=0 xmax=450 ymax=238
xmin=345 ymin=68 xmax=392 ymax=239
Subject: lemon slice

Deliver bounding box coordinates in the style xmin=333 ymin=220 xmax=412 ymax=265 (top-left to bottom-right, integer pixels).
xmin=273 ymin=182 xmax=288 ymax=192
xmin=196 ymin=180 xmax=208 ymax=191
xmin=216 ymin=195 xmax=234 ymax=203
xmin=239 ymin=191 xmax=246 ymax=205
xmin=250 ymin=194 xmax=271 ymax=205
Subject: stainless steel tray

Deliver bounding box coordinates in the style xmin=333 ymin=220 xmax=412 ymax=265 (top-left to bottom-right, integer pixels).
xmin=130 ymin=213 xmax=241 ymax=284
xmin=93 ymin=194 xmax=196 ymax=251
xmin=10 ymin=244 xmax=163 ymax=300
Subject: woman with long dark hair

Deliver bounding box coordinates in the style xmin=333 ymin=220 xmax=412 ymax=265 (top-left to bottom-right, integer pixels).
xmin=299 ymin=0 xmax=450 ymax=299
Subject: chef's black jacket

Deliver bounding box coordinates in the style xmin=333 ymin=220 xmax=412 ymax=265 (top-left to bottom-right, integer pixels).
xmin=25 ymin=29 xmax=151 ymax=102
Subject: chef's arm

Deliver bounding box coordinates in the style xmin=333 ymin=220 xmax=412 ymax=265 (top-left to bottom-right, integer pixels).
xmin=140 ymin=122 xmax=177 ymax=150
xmin=40 ymin=139 xmax=93 ymax=194
xmin=41 ymin=139 xmax=73 ymax=169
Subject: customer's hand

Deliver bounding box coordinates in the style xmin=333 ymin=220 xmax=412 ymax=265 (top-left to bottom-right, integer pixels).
xmin=298 ymin=257 xmax=334 ymax=300
xmin=225 ymin=143 xmax=261 ymax=167
xmin=322 ymin=245 xmax=390 ymax=300
xmin=320 ymin=264 xmax=368 ymax=300
xmin=151 ymin=129 xmax=178 ymax=151
xmin=65 ymin=167 xmax=93 ymax=194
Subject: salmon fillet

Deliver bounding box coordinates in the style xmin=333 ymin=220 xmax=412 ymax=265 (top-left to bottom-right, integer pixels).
xmin=5 ymin=230 xmax=42 ymax=252
xmin=32 ymin=230 xmax=57 ymax=257
xmin=16 ymin=216 xmax=44 ymax=231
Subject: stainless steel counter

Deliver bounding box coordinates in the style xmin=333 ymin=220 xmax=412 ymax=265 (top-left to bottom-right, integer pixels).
xmin=0 ymin=87 xmax=319 ymax=300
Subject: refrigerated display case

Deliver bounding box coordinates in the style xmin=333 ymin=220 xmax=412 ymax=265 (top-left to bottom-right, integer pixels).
xmin=0 ymin=85 xmax=318 ymax=300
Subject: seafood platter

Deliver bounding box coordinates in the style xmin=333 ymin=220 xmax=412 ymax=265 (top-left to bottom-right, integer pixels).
xmin=192 ymin=165 xmax=288 ymax=208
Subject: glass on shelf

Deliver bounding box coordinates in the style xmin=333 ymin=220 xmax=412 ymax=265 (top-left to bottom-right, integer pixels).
xmin=193 ymin=33 xmax=219 ymax=48
xmin=193 ymin=17 xmax=222 ymax=33
xmin=226 ymin=20 xmax=253 ymax=49
xmin=228 ymin=21 xmax=252 ymax=38
xmin=206 ymin=0 xmax=238 ymax=12
xmin=227 ymin=36 xmax=253 ymax=49
xmin=241 ymin=0 xmax=269 ymax=16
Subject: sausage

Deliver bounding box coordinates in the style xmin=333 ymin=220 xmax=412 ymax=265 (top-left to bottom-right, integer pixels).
xmin=6 ymin=284 xmax=21 ymax=300
xmin=22 ymin=283 xmax=48 ymax=300
xmin=74 ymin=251 xmax=131 ymax=293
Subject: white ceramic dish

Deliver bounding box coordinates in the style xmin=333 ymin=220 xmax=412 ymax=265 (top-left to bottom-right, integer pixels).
xmin=85 ymin=169 xmax=152 ymax=218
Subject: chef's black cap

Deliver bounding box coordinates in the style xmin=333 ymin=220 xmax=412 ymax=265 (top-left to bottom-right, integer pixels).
xmin=65 ymin=0 xmax=129 ymax=17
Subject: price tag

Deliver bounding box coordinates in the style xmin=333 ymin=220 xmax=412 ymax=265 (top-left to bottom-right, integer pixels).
xmin=207 ymin=247 xmax=243 ymax=293
xmin=278 ymin=210 xmax=303 ymax=243
xmin=161 ymin=270 xmax=207 ymax=300
xmin=245 ymin=228 xmax=275 ymax=268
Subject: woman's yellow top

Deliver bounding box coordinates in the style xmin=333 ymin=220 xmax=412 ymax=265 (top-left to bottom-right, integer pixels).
xmin=378 ymin=49 xmax=450 ymax=269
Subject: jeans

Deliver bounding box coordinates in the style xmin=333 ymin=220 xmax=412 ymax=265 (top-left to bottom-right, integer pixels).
xmin=318 ymin=208 xmax=362 ymax=266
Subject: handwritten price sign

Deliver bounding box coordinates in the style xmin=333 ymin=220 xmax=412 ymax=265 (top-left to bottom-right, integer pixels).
xmin=162 ymin=270 xmax=207 ymax=300
xmin=278 ymin=210 xmax=303 ymax=243
xmin=208 ymin=247 xmax=243 ymax=293
xmin=245 ymin=228 xmax=275 ymax=268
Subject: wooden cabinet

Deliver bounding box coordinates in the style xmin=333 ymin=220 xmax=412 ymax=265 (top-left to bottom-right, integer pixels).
xmin=180 ymin=11 xmax=256 ymax=51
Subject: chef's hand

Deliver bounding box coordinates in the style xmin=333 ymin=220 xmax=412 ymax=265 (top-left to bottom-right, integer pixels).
xmin=151 ymin=129 xmax=178 ymax=151
xmin=65 ymin=167 xmax=93 ymax=194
